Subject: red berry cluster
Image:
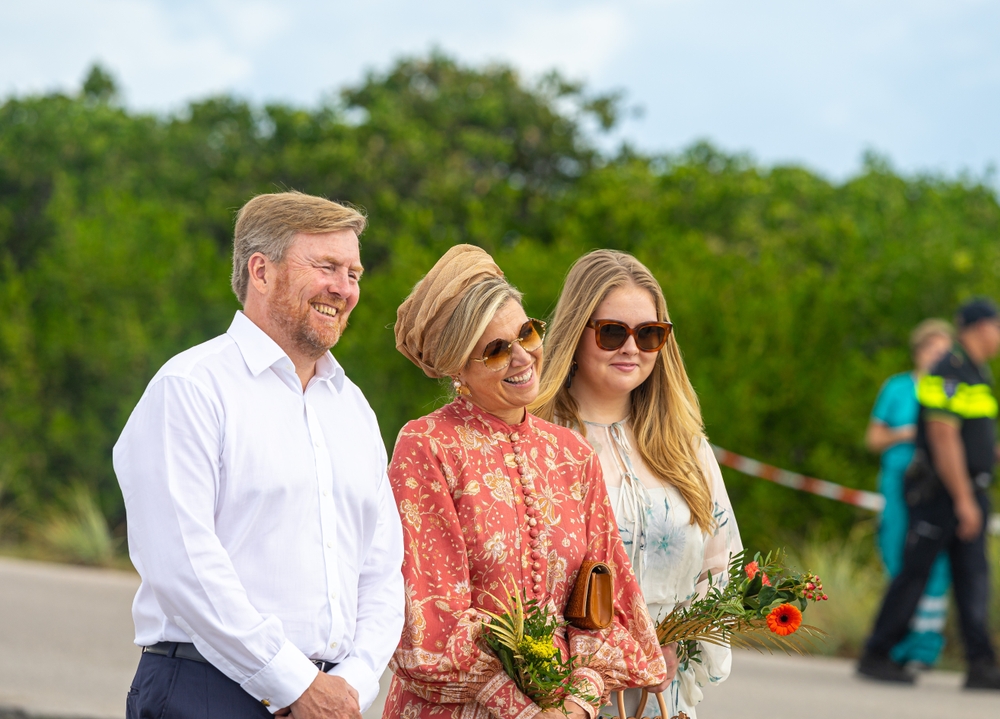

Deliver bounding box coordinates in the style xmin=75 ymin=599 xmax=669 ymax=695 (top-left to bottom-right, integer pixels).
xmin=802 ymin=572 xmax=829 ymax=602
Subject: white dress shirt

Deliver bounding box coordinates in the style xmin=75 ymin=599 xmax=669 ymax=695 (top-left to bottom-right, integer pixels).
xmin=115 ymin=311 xmax=404 ymax=712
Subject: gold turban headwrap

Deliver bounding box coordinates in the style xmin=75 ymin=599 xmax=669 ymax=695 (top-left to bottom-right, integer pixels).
xmin=395 ymin=244 xmax=504 ymax=378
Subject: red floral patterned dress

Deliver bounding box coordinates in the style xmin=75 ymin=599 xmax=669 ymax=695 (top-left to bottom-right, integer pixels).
xmin=384 ymin=399 xmax=666 ymax=719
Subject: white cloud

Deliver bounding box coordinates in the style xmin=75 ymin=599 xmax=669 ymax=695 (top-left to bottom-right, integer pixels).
xmin=486 ymin=4 xmax=630 ymax=78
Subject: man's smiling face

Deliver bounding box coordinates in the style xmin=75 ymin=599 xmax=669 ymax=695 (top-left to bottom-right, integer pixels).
xmin=266 ymin=229 xmax=363 ymax=359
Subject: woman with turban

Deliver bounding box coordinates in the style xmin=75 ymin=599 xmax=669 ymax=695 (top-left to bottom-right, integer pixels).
xmin=532 ymin=250 xmax=742 ymax=719
xmin=384 ymin=245 xmax=665 ymax=719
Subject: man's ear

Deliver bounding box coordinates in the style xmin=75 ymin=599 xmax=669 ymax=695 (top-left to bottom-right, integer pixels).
xmin=247 ymin=252 xmax=269 ymax=296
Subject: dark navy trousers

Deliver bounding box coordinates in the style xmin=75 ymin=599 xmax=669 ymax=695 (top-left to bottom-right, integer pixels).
xmin=127 ymin=651 xmax=273 ymax=719
xmin=866 ymin=489 xmax=996 ymax=664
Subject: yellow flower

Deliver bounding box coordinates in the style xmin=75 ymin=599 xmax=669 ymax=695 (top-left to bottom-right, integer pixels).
xmin=518 ymin=635 xmax=558 ymax=661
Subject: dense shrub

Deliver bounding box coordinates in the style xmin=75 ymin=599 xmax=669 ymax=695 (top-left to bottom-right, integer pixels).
xmin=2 ymin=56 xmax=999 ymax=551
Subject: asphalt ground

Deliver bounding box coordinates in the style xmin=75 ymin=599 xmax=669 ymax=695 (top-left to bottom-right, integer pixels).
xmin=1 ymin=556 xmax=996 ymax=718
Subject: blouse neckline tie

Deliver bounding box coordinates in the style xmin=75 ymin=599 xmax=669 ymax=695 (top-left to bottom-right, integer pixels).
xmin=592 ymin=420 xmax=652 ymax=587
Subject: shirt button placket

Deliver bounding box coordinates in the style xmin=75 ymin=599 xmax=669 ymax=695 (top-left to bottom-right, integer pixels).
xmin=307 ymin=401 xmax=340 ymax=645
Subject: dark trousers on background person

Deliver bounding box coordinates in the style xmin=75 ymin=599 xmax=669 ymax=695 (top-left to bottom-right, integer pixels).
xmin=865 ymin=488 xmax=996 ymax=665
xmin=127 ymin=650 xmax=272 ymax=719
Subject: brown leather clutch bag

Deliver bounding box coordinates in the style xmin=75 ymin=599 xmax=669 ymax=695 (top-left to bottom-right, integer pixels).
xmin=565 ymin=560 xmax=614 ymax=630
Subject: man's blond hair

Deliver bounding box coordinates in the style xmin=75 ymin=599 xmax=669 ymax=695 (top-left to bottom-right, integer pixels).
xmin=231 ymin=191 xmax=367 ymax=304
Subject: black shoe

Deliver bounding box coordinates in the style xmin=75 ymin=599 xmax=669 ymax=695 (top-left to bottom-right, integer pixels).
xmin=857 ymin=653 xmax=916 ymax=684
xmin=965 ymin=660 xmax=1000 ymax=690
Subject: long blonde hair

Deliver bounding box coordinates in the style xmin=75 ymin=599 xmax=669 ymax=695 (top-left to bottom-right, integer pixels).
xmin=531 ymin=250 xmax=714 ymax=532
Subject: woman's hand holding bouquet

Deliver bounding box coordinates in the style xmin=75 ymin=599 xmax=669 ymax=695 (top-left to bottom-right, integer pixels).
xmin=480 ymin=581 xmax=599 ymax=712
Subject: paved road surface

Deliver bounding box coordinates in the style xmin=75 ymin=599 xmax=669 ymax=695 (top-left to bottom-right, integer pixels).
xmin=2 ymin=557 xmax=997 ymax=718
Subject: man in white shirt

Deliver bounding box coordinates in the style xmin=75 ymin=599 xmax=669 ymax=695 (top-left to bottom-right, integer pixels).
xmin=116 ymin=191 xmax=404 ymax=718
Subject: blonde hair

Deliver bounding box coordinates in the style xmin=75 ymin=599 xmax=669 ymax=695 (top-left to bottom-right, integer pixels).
xmin=435 ymin=276 xmax=523 ymax=379
xmin=531 ymin=250 xmax=714 ymax=532
xmin=232 ymin=191 xmax=367 ymax=304
xmin=909 ymin=318 xmax=953 ymax=355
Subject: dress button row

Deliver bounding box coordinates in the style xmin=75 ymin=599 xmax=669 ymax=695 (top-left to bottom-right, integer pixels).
xmin=510 ymin=441 xmax=543 ymax=597
xmin=519 ymin=476 xmax=544 ymax=597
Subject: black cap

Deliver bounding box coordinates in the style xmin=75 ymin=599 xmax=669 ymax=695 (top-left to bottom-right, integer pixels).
xmin=956 ymin=297 xmax=999 ymax=329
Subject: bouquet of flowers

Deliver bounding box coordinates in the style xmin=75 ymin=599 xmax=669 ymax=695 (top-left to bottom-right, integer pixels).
xmin=480 ymin=583 xmax=598 ymax=710
xmin=656 ymin=548 xmax=827 ymax=670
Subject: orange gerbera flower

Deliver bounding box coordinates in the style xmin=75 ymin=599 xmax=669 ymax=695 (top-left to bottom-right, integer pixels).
xmin=766 ymin=604 xmax=802 ymax=636
xmin=745 ymin=561 xmax=760 ymax=579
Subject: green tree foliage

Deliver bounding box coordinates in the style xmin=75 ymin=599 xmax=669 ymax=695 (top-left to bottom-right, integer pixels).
xmin=81 ymin=64 xmax=119 ymax=104
xmin=1 ymin=56 xmax=998 ymax=550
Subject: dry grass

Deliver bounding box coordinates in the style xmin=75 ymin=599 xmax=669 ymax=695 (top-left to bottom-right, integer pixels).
xmin=785 ymin=525 xmax=887 ymax=657
xmin=786 ymin=526 xmax=1000 ymax=661
xmin=31 ymin=486 xmax=121 ymax=567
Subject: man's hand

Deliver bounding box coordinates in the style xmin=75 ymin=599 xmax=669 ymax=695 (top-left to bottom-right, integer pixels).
xmin=955 ymin=495 xmax=984 ymax=541
xmin=926 ymin=419 xmax=982 ymax=541
xmin=287 ymin=673 xmax=360 ymax=719
xmin=646 ymin=643 xmax=679 ymax=693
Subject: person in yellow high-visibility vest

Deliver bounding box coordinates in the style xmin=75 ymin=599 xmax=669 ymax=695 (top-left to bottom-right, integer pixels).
xmin=865 ymin=319 xmax=952 ymax=668
xmin=859 ymin=298 xmax=1000 ymax=690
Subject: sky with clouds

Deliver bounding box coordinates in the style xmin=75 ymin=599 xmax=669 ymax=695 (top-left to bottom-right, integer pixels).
xmin=2 ymin=0 xmax=999 ymax=181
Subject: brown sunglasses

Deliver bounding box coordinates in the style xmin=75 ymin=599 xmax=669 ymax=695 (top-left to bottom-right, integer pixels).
xmin=470 ymin=318 xmax=546 ymax=371
xmin=586 ymin=319 xmax=673 ymax=352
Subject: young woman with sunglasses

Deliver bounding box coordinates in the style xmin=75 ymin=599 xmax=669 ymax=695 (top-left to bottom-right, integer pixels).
xmin=532 ymin=250 xmax=742 ymax=719
xmin=385 ymin=245 xmax=666 ymax=719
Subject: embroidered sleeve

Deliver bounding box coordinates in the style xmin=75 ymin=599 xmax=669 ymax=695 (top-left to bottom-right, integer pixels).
xmin=388 ymin=428 xmax=540 ymax=719
xmin=673 ymin=440 xmax=745 ymax=699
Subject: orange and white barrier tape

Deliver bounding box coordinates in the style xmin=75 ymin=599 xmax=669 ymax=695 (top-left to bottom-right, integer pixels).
xmin=711 ymin=445 xmax=1000 ymax=535
xmin=711 ymin=444 xmax=887 ymax=512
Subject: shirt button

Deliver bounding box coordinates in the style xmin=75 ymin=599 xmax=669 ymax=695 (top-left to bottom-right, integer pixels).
xmin=322 ymin=490 xmax=329 ymax=497
xmin=330 ymin=642 xmax=338 ymax=649
xmin=331 ymin=592 xmax=338 ymax=600
xmin=326 ymin=542 xmax=333 ymax=548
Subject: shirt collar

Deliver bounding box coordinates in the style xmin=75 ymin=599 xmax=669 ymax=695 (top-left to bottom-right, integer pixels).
xmin=227 ymin=311 xmax=345 ymax=391
xmin=314 ymin=351 xmax=346 ymax=391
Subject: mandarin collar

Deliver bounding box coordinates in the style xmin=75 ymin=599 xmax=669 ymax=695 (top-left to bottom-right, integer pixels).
xmin=456 ymin=398 xmax=532 ymax=437
xmin=227 ymin=311 xmax=345 ymax=391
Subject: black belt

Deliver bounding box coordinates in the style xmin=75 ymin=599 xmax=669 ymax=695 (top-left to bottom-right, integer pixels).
xmin=143 ymin=641 xmax=338 ymax=673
